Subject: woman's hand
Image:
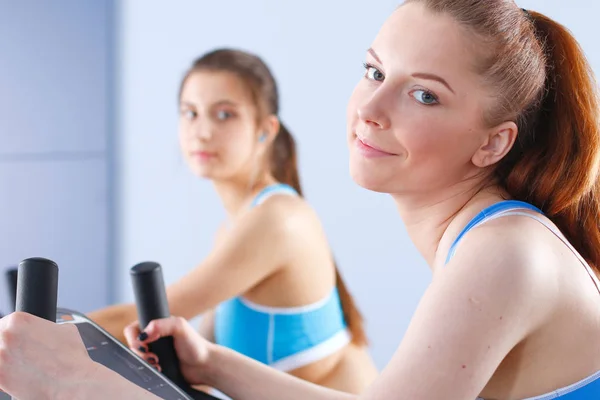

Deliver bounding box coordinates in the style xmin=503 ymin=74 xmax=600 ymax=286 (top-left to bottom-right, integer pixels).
xmin=124 ymin=316 xmax=212 ymax=385
xmin=0 ymin=312 xmax=102 ymax=399
xmin=125 ymin=317 xmax=357 ymax=400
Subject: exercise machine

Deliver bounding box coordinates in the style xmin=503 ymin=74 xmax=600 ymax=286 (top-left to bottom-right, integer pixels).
xmin=2 ymin=257 xmax=221 ymax=400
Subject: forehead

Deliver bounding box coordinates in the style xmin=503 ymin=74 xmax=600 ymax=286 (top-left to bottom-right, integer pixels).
xmin=181 ymin=70 xmax=254 ymax=104
xmin=373 ymin=3 xmax=481 ymax=93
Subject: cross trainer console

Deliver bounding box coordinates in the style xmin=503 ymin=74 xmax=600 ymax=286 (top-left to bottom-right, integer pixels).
xmin=1 ymin=257 xmax=221 ymax=400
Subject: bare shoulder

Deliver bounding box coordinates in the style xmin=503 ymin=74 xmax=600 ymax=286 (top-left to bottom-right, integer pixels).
xmin=362 ymin=213 xmax=564 ymax=398
xmin=247 ymin=193 xmax=322 ymax=235
xmin=443 ymin=212 xmax=561 ymax=320
xmin=456 ymin=212 xmax=561 ymax=270
xmin=211 ymin=193 xmax=323 ymax=262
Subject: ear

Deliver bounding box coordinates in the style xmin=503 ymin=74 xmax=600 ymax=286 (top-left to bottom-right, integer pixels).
xmin=257 ymin=115 xmax=280 ymax=144
xmin=472 ymin=121 xmax=518 ymax=168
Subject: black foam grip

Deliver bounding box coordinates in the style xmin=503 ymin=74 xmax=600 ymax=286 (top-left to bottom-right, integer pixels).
xmin=130 ymin=262 xmax=191 ymax=393
xmin=15 ymin=258 xmax=58 ymax=322
xmin=5 ymin=267 xmax=18 ymax=312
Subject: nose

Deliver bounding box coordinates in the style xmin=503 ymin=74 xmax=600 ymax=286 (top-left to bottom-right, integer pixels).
xmin=356 ymin=90 xmax=391 ymax=130
xmin=191 ymin=119 xmax=212 ymax=140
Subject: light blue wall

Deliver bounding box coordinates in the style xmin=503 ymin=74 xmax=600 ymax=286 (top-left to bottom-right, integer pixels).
xmin=0 ymin=0 xmax=114 ymax=314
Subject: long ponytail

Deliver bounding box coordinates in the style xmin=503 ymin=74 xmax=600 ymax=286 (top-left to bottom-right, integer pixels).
xmin=270 ymin=122 xmax=303 ymax=196
xmin=501 ymin=12 xmax=600 ymax=271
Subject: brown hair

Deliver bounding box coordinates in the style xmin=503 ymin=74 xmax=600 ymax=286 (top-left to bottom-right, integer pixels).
xmin=405 ymin=1 xmax=600 ymax=272
xmin=180 ymin=48 xmax=368 ymax=345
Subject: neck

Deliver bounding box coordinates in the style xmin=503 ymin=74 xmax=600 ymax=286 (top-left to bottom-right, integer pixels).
xmin=392 ymin=178 xmax=507 ymax=269
xmin=213 ymin=172 xmax=277 ymax=219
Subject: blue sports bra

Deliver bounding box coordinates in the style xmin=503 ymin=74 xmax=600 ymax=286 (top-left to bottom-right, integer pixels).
xmin=447 ymin=200 xmax=600 ymax=399
xmin=214 ymin=184 xmax=351 ymax=371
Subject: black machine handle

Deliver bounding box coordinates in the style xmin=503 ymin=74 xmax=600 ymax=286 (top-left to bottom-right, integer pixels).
xmin=5 ymin=267 xmax=18 ymax=313
xmin=15 ymin=257 xmax=58 ymax=321
xmin=131 ymin=262 xmax=217 ymax=399
xmin=11 ymin=257 xmax=59 ymax=400
xmin=130 ymin=261 xmax=187 ymax=387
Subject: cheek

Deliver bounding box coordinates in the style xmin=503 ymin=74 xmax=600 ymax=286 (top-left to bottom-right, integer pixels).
xmin=220 ymin=129 xmax=256 ymax=164
xmin=400 ymin=122 xmax=446 ymax=158
xmin=398 ymin=114 xmax=480 ymax=180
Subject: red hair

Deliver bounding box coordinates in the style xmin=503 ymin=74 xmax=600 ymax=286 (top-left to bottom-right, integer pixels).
xmin=405 ymin=0 xmax=600 ymax=272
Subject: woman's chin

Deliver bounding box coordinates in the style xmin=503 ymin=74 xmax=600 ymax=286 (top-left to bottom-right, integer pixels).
xmin=188 ymin=165 xmax=216 ymax=180
xmin=349 ymin=164 xmax=391 ymax=194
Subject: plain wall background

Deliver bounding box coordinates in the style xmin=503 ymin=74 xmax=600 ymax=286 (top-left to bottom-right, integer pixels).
xmin=113 ymin=0 xmax=600 ymax=369
xmin=0 ymin=0 xmax=114 ymax=314
xmin=1 ymin=0 xmax=599 ymax=370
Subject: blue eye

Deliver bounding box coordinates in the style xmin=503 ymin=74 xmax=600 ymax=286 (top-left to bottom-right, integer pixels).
xmin=216 ymin=110 xmax=233 ymax=120
xmin=363 ymin=63 xmax=384 ymax=82
xmin=183 ymin=110 xmax=197 ymax=120
xmin=411 ymin=90 xmax=438 ymax=105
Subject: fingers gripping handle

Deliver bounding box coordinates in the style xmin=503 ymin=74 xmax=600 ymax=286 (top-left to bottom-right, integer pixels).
xmin=130 ymin=262 xmax=190 ymax=392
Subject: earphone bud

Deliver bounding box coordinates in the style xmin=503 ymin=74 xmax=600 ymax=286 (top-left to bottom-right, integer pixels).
xmin=258 ymin=133 xmax=267 ymax=143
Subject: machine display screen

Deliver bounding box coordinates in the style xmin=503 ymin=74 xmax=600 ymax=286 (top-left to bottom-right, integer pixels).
xmin=0 ymin=310 xmax=218 ymax=400
xmin=74 ymin=320 xmax=189 ymax=399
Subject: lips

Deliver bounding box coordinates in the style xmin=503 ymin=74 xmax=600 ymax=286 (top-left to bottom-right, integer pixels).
xmin=191 ymin=150 xmax=216 ymax=160
xmin=354 ymin=134 xmax=397 ymax=157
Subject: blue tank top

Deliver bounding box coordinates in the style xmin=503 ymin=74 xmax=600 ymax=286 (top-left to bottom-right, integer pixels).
xmin=447 ymin=200 xmax=600 ymax=399
xmin=213 ymin=183 xmax=351 ymax=371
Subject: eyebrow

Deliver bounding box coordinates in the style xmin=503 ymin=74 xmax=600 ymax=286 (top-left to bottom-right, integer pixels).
xmin=411 ymin=72 xmax=455 ymax=94
xmin=367 ymin=47 xmax=455 ymax=94
xmin=213 ymin=100 xmax=239 ymax=107
xmin=180 ymin=99 xmax=239 ymax=107
xmin=367 ymin=47 xmax=382 ymax=63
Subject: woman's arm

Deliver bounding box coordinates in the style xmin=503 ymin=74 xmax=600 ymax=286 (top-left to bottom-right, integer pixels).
xmin=204 ymin=345 xmax=355 ymax=400
xmin=89 ymin=198 xmax=300 ymax=343
xmin=127 ymin=315 xmax=355 ymax=400
xmin=87 ymin=228 xmax=223 ymax=343
xmin=164 ymin=198 xmax=301 ymax=317
xmin=87 ymin=305 xmax=214 ymax=345
xmin=193 ymin=309 xmax=216 ymax=393
xmin=198 ymin=309 xmax=216 ymax=342
xmin=358 ymin=221 xmax=557 ymax=399
xmin=87 ymin=304 xmax=139 ymax=343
